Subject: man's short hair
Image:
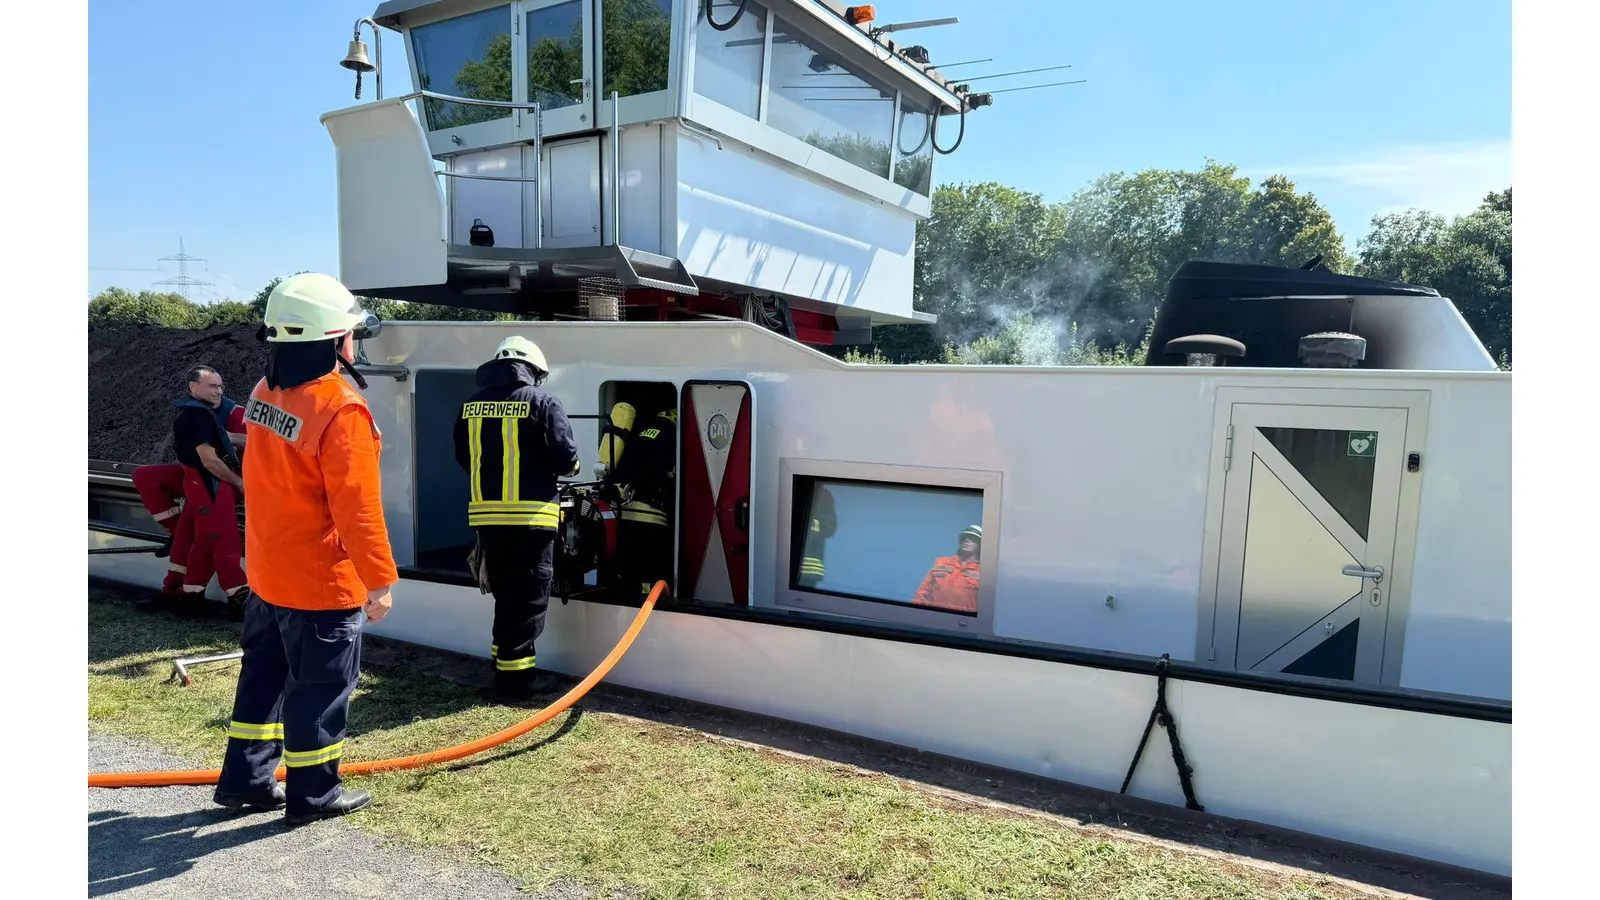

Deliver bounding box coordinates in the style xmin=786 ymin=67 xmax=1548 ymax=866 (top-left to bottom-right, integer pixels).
xmin=187 ymin=365 xmax=219 ymax=385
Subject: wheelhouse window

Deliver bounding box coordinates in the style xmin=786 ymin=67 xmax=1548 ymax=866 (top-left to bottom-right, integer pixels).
xmin=894 ymin=96 xmax=935 ymax=196
xmin=412 ymin=5 xmax=515 ymax=131
xmin=788 ymin=476 xmax=984 ymax=617
xmin=766 ymin=17 xmax=895 ymax=179
xmin=694 ymin=0 xmax=766 ymax=118
xmin=603 ymin=0 xmax=675 ymax=99
xmin=526 ymin=0 xmax=585 ymax=114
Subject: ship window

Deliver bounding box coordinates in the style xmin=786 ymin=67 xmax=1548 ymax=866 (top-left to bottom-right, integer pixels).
xmin=766 ymin=17 xmax=895 ymax=179
xmin=603 ymin=0 xmax=674 ymax=99
xmin=526 ymin=0 xmax=585 ymax=114
xmin=893 ymin=96 xmax=935 ymax=196
xmin=788 ymin=476 xmax=984 ymax=617
xmin=694 ymin=1 xmax=766 ymax=118
xmin=413 ymin=5 xmax=514 ymax=131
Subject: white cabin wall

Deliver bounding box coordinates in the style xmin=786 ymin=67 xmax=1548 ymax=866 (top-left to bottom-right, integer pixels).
xmin=755 ymin=367 xmax=1215 ymax=659
xmin=359 ymin=322 xmax=1511 ymax=699
xmin=618 ymin=123 xmax=666 ymax=254
xmin=1398 ymin=376 xmax=1512 ymax=699
xmin=673 ymin=126 xmax=917 ymax=317
xmin=449 ymin=146 xmax=525 ymax=248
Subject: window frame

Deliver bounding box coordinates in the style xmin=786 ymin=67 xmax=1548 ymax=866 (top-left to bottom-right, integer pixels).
xmin=774 ymin=457 xmax=1003 ymax=636
xmin=683 ymin=0 xmax=942 ymax=212
xmin=406 ymin=0 xmax=523 ymax=155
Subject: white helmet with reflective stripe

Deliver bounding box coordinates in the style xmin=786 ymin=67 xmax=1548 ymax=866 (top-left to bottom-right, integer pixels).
xmin=494 ymin=335 xmax=548 ymax=373
xmin=262 ymin=273 xmax=373 ymax=343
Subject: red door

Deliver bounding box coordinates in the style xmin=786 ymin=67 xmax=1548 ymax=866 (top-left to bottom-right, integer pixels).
xmin=678 ymin=381 xmax=753 ymax=605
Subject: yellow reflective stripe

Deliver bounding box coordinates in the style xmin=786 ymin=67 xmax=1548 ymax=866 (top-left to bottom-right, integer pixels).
xmin=501 ymin=418 xmax=515 ymax=502
xmin=495 ymin=655 xmax=536 ymax=671
xmin=284 ymin=741 xmax=345 ymax=768
xmin=468 ymin=500 xmax=559 ymax=512
xmin=619 ymin=505 xmax=668 ymax=526
xmin=469 ymin=499 xmax=559 ymax=528
xmin=469 ymin=515 xmax=559 ymax=528
xmin=509 ymin=420 xmax=522 ymax=500
xmin=490 ymin=643 xmax=498 ymax=658
xmin=468 ymin=418 xmax=483 ymax=503
xmin=227 ymin=721 xmax=284 ymax=741
xmin=799 ymin=557 xmax=824 ymax=577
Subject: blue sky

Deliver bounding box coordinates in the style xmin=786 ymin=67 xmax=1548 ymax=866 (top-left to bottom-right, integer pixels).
xmin=88 ymin=0 xmax=1509 ymax=302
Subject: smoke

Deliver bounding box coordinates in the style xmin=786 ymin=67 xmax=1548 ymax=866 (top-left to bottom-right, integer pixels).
xmin=920 ymin=249 xmax=1150 ymax=367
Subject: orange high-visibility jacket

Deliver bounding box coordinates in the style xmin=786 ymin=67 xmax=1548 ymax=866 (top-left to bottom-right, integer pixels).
xmin=911 ymin=556 xmax=980 ymax=614
xmin=241 ymin=371 xmax=398 ymax=611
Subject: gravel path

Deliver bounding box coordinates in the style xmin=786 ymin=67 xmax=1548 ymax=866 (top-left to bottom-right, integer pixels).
xmin=87 ymin=730 xmax=602 ymax=899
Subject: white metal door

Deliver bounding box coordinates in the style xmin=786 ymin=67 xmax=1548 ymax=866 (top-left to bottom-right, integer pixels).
xmin=1212 ymin=403 xmax=1409 ymax=684
xmin=542 ymin=137 xmax=602 ymax=247
xmin=518 ymin=0 xmax=594 ymax=138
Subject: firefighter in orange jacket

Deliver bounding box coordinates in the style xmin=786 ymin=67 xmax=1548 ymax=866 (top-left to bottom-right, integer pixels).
xmin=911 ymin=525 xmax=982 ymax=614
xmin=212 ymin=273 xmax=397 ymax=825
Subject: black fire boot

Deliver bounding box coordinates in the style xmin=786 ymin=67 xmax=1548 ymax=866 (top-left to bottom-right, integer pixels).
xmin=135 ymin=592 xmax=183 ymax=614
xmin=284 ymin=789 xmax=372 ymax=827
xmin=213 ymin=783 xmax=287 ymax=812
xmin=492 ymin=668 xmax=562 ymax=700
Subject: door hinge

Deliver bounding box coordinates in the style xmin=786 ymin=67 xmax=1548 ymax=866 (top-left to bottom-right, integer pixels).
xmin=1207 ymin=646 xmax=1216 ymax=662
xmin=1222 ymin=424 xmax=1234 ymax=471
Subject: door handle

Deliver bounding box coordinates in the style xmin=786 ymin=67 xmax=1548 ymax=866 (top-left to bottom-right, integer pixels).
xmin=1342 ymin=564 xmax=1384 ymax=583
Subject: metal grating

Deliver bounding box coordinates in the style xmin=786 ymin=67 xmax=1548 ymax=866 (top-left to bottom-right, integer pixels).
xmin=579 ymin=276 xmax=624 ymax=321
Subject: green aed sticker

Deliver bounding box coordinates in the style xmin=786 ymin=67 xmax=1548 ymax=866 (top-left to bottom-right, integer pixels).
xmin=1347 ymin=432 xmax=1377 ymax=458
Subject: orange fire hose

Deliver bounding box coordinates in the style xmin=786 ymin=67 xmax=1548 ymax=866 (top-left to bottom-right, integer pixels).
xmin=89 ymin=582 xmax=663 ymax=789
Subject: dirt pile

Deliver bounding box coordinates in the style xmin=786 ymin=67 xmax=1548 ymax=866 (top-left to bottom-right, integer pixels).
xmin=89 ymin=324 xmax=267 ymax=464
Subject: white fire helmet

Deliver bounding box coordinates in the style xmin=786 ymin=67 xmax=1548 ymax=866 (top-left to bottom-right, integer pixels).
xmin=262 ymin=273 xmax=378 ymax=344
xmin=493 ymin=335 xmax=549 ymax=373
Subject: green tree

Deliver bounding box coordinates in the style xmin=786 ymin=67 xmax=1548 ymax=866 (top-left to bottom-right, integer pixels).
xmin=1355 ymin=188 xmax=1512 ymax=363
xmin=603 ymin=0 xmax=673 ymax=97
xmin=872 ymin=161 xmax=1352 ymax=363
xmin=87 ymin=287 xmax=199 ymax=328
xmin=427 ymin=33 xmax=515 ymax=130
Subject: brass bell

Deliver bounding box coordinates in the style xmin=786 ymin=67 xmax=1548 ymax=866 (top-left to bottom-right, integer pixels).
xmin=340 ymin=39 xmax=375 ymax=73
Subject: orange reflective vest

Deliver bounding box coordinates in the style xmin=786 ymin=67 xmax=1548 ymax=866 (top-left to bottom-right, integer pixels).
xmin=912 ymin=555 xmax=980 ymax=614
xmin=241 ymin=371 xmax=398 ymax=611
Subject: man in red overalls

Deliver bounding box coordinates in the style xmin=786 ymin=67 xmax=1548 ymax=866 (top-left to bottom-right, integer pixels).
xmin=133 ymin=384 xmax=248 ymax=613
xmin=911 ymin=525 xmax=982 ymax=614
xmin=169 ymin=366 xmax=250 ymax=613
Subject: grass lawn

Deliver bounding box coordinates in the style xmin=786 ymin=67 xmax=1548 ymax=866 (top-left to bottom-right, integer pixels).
xmin=86 ymin=588 xmax=1382 ymax=900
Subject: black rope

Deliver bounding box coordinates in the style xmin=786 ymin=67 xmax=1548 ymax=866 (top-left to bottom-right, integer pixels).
xmin=1119 ymin=653 xmax=1204 ymax=811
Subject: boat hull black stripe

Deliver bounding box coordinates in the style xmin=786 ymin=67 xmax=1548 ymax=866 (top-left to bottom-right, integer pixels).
xmin=390 ymin=566 xmax=1511 ymax=724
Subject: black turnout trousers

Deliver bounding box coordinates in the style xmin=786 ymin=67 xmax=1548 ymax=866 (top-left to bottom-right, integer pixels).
xmin=479 ymin=526 xmax=556 ymax=688
xmin=217 ymin=592 xmax=364 ymax=816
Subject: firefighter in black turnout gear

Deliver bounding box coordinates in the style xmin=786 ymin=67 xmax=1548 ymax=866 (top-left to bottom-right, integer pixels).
xmin=607 ymin=403 xmax=678 ymax=597
xmin=453 ymin=336 xmax=579 ymax=697
xmin=796 ymin=483 xmax=836 ymax=589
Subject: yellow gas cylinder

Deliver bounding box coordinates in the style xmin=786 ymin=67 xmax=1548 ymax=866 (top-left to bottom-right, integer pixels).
xmin=598 ymin=401 xmax=636 ymax=474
